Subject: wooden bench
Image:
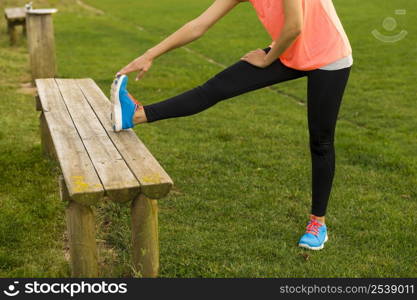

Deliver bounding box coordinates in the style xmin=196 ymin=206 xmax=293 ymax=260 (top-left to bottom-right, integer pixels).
xmin=4 ymin=7 xmax=26 ymax=45
xmin=35 ymin=78 xmax=173 ymax=277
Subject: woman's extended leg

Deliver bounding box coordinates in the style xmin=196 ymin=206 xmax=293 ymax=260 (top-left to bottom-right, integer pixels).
xmin=139 ymin=48 xmax=306 ymax=123
xmin=306 ymin=67 xmax=351 ymax=218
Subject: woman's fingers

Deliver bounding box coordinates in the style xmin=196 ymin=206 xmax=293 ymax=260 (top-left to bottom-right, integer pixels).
xmin=241 ymin=53 xmax=253 ymax=60
xmin=117 ymin=59 xmax=140 ymax=76
xmin=241 ymin=54 xmax=252 ymax=61
xmin=117 ymin=65 xmax=131 ymax=76
xmin=125 ymin=63 xmax=138 ymax=73
xmin=135 ymin=70 xmax=146 ymax=81
xmin=241 ymin=49 xmax=258 ymax=59
xmin=117 ymin=56 xmax=151 ymax=79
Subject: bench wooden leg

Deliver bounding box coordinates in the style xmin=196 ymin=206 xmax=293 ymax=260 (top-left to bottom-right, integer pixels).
xmin=7 ymin=21 xmax=17 ymax=46
xmin=40 ymin=113 xmax=56 ymax=159
xmin=60 ymin=177 xmax=99 ymax=277
xmin=35 ymin=95 xmax=42 ymax=112
xmin=131 ymin=193 xmax=159 ymax=278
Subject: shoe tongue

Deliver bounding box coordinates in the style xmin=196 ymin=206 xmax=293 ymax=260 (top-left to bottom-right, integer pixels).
xmin=128 ymin=92 xmax=141 ymax=105
xmin=310 ymin=216 xmax=324 ymax=225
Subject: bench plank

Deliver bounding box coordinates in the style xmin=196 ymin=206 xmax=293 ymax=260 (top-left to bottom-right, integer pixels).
xmin=36 ymin=79 xmax=104 ymax=205
xmin=55 ymin=79 xmax=140 ymax=203
xmin=4 ymin=7 xmax=26 ymax=20
xmin=76 ymin=78 xmax=173 ymax=199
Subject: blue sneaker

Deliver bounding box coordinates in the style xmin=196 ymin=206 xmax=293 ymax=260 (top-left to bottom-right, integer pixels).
xmin=298 ymin=216 xmax=328 ymax=250
xmin=110 ymin=75 xmax=139 ymax=132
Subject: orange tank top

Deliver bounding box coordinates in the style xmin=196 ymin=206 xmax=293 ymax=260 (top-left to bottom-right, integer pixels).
xmin=248 ymin=0 xmax=352 ymax=71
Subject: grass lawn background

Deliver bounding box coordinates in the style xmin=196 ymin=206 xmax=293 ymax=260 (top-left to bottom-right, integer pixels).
xmin=0 ymin=0 xmax=416 ymax=277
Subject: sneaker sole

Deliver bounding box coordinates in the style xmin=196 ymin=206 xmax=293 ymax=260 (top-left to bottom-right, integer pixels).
xmin=298 ymin=234 xmax=328 ymax=251
xmin=110 ymin=75 xmax=125 ymax=132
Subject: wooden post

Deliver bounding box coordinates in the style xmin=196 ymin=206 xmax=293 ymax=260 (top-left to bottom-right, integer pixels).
xmin=26 ymin=9 xmax=58 ymax=82
xmin=131 ymin=193 xmax=159 ymax=278
xmin=7 ymin=21 xmax=18 ymax=45
xmin=60 ymin=177 xmax=99 ymax=278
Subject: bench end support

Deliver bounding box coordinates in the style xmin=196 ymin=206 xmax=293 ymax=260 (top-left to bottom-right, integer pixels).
xmin=61 ymin=177 xmax=99 ymax=278
xmin=131 ymin=194 xmax=159 ymax=278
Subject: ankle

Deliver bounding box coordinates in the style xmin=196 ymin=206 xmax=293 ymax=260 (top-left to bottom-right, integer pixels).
xmin=133 ymin=105 xmax=148 ymax=124
xmin=310 ymin=214 xmax=325 ymax=224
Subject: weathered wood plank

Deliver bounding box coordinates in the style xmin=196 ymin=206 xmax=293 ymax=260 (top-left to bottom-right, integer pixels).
xmin=4 ymin=7 xmax=26 ymax=20
xmin=76 ymin=78 xmax=173 ymax=199
xmin=61 ymin=177 xmax=99 ymax=278
xmin=55 ymin=79 xmax=140 ymax=203
xmin=131 ymin=193 xmax=159 ymax=277
xmin=36 ymin=79 xmax=104 ymax=205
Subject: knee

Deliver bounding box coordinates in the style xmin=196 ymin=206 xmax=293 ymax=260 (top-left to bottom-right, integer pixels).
xmin=200 ymin=75 xmax=232 ymax=102
xmin=309 ymin=136 xmax=334 ymax=156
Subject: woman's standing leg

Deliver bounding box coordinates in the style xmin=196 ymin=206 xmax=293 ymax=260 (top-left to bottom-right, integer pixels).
xmin=139 ymin=48 xmax=306 ymax=123
xmin=307 ymin=67 xmax=351 ymax=217
xmin=298 ymin=67 xmax=351 ymax=250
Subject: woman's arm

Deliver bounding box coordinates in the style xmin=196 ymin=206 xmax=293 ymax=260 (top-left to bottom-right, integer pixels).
xmin=241 ymin=0 xmax=303 ymax=68
xmin=118 ymin=0 xmax=242 ymax=79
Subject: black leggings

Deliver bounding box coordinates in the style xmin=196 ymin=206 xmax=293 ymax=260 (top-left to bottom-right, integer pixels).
xmin=143 ymin=47 xmax=351 ymax=217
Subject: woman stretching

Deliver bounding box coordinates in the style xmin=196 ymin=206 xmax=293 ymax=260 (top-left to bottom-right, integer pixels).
xmin=112 ymin=0 xmax=352 ymax=250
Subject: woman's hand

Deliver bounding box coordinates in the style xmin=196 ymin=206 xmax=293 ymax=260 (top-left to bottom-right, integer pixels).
xmin=240 ymin=49 xmax=269 ymax=68
xmin=117 ymin=54 xmax=153 ymax=81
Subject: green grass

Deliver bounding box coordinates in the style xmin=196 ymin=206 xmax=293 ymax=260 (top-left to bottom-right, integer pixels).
xmin=0 ymin=0 xmax=416 ymax=277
